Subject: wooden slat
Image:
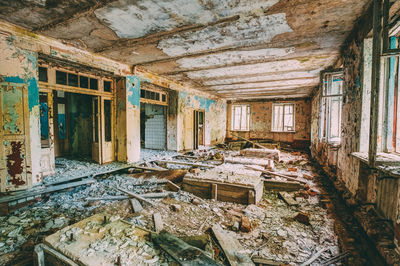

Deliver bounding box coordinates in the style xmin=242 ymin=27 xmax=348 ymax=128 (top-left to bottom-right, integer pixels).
xmin=211 ymin=224 xmax=255 ymax=266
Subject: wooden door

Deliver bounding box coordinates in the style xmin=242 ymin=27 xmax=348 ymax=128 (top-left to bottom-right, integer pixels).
xmin=39 ymin=91 xmax=55 ymax=176
xmin=92 ymin=96 xmax=102 ymax=163
xmin=184 ymin=108 xmax=194 ymax=150
xmin=0 ymin=82 xmax=32 ymax=192
xmin=101 ymin=98 xmax=114 ymax=163
xmin=198 ymin=111 xmax=205 ymax=146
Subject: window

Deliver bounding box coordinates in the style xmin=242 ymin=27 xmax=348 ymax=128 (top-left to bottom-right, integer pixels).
xmin=56 ymin=70 xmax=67 ymax=85
xmin=80 ymin=76 xmax=89 ymax=88
xmin=320 ymin=72 xmax=344 ymax=143
xmin=140 ymin=89 xmax=167 ymax=104
xmin=231 ymin=105 xmax=250 ymax=131
xmin=38 ymin=67 xmax=48 ymax=82
xmin=90 ymin=78 xmax=98 ymax=90
xmin=271 ymin=103 xmax=295 ymax=132
xmin=384 ymin=36 xmax=400 ymax=153
xmin=103 ymin=80 xmax=112 ymax=92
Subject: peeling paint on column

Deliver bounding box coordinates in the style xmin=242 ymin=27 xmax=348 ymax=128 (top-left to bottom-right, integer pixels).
xmin=127 ymin=76 xmax=141 ymax=108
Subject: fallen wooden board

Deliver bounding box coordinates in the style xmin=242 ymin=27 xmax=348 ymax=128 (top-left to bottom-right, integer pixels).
xmin=110 ymin=186 xmax=155 ymax=206
xmin=0 ymin=179 xmax=96 ymax=204
xmin=231 ymin=134 xmax=266 ymax=150
xmin=130 ymin=198 xmax=143 ymax=213
xmin=152 ymin=231 xmax=221 ymax=266
xmin=246 ymin=166 xmax=307 ymax=184
xmin=154 ymin=160 xmax=215 ymax=168
xmin=278 ymin=192 xmax=298 ymax=206
xmin=130 ymin=169 xmax=188 ymax=183
xmin=263 ymin=179 xmax=304 ymax=192
xmin=211 ymin=224 xmax=255 ymax=266
xmin=182 ymin=177 xmax=263 ymax=205
xmin=224 ymin=157 xmax=274 ymax=167
xmin=44 ymin=165 xmax=132 ymax=186
xmin=86 ymin=192 xmax=173 ymax=201
xmin=251 ymin=256 xmax=282 ymax=266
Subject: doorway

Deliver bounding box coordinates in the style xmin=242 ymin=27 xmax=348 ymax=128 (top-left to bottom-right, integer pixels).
xmin=194 ymin=110 xmax=205 ymax=150
xmin=140 ymin=103 xmax=167 ymax=150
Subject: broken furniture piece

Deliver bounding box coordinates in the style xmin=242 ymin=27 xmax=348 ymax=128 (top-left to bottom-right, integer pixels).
xmin=182 ymin=175 xmax=263 ymax=205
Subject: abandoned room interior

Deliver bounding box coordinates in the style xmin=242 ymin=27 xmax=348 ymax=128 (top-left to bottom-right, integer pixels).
xmin=1 ymin=0 xmax=400 ymax=265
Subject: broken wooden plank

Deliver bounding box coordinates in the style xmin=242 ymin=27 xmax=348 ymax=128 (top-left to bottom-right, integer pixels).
xmin=109 ymin=186 xmax=156 ymax=206
xmin=246 ymin=166 xmax=307 ymax=184
xmin=152 ymin=231 xmax=220 ymax=266
xmin=231 ymin=134 xmax=266 ymax=150
xmin=239 ymin=148 xmax=280 ymax=162
xmin=130 ymin=198 xmax=143 ymax=213
xmin=225 ymin=157 xmax=273 ymax=167
xmin=263 ymin=179 xmax=304 ymax=192
xmin=34 ymin=243 xmax=79 ymax=266
xmin=278 ymin=192 xmax=298 ymax=206
xmin=166 ymin=180 xmax=180 ymax=192
xmin=44 ymin=165 xmax=132 ymax=186
xmin=154 ymin=160 xmax=215 ymax=168
xmin=153 ymin=213 xmax=163 ymax=233
xmin=299 ymin=247 xmax=329 ymax=266
xmin=86 ymin=192 xmax=173 ymax=201
xmin=0 ymin=179 xmax=95 ymax=204
xmin=211 ymin=184 xmax=218 ymax=200
xmin=211 ymin=224 xmax=255 ymax=266
xmin=251 ymin=256 xmax=282 ymax=266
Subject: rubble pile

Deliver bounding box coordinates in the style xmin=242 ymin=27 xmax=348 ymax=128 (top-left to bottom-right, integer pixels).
xmin=0 ymin=147 xmax=348 ymax=265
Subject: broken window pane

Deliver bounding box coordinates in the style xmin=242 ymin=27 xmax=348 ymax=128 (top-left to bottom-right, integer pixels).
xmin=90 ymin=78 xmax=98 ymax=90
xmin=80 ymin=76 xmax=89 ymax=88
xmin=56 ymin=71 xmax=67 ymax=85
xmin=68 ymin=73 xmax=78 ymax=87
xmin=39 ymin=67 xmax=48 ymax=82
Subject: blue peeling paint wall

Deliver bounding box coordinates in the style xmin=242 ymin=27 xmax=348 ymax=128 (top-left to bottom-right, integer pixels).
xmin=0 ymin=35 xmax=41 ymax=187
xmin=126 ymin=75 xmax=140 ymax=108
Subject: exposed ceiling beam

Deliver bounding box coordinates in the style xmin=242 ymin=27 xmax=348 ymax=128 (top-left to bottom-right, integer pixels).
xmin=155 ymin=53 xmax=338 ymax=75
xmin=213 ymin=86 xmax=314 ymax=94
xmin=94 ymin=15 xmax=240 ymax=53
xmin=190 ymin=68 xmax=326 ymax=82
xmin=204 ymin=76 xmax=319 ymax=87
xmin=208 ymin=81 xmax=319 ymax=92
xmin=33 ymin=0 xmax=117 ymax=32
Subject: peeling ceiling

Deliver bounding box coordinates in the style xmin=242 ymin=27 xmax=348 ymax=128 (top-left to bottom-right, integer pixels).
xmin=0 ymin=0 xmax=371 ymax=99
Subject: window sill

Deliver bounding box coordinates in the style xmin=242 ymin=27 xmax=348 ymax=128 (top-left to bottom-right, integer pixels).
xmin=351 ymin=152 xmax=400 ymax=178
xmin=271 ymin=131 xmax=296 ymax=133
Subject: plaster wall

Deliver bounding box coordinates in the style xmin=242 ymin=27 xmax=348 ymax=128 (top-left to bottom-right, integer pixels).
xmin=226 ymin=99 xmax=311 ymax=148
xmin=0 ymin=33 xmax=40 ymax=187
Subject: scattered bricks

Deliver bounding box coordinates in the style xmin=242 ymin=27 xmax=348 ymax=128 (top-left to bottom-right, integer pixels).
xmin=296 ymin=190 xmax=309 ymax=199
xmin=303 ymin=173 xmax=314 ymax=180
xmin=191 ymin=198 xmax=201 ymax=205
xmin=170 ymin=204 xmax=181 ymax=212
xmin=240 ymin=216 xmax=252 ymax=232
xmin=307 ymin=190 xmax=317 ymax=197
xmin=189 ymin=168 xmax=201 ymax=174
xmin=226 ymin=209 xmax=243 ymax=218
xmin=288 ymin=167 xmax=298 ymax=172
xmin=293 ymin=212 xmax=310 ymax=225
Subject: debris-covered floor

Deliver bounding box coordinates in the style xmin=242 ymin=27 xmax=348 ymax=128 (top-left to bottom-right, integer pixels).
xmin=0 ymin=148 xmax=382 ymax=265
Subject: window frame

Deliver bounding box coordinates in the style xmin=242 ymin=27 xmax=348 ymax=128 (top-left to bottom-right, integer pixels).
xmin=320 ymin=71 xmax=344 ymax=144
xmin=271 ymin=103 xmax=295 ymax=133
xmin=231 ymin=104 xmax=250 ymax=132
